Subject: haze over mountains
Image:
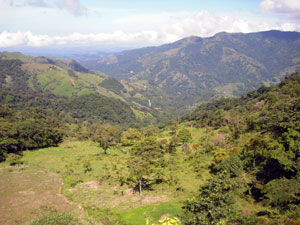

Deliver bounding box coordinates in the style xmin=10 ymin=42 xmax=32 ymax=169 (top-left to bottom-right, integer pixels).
xmin=80 ymin=30 xmax=300 ymax=105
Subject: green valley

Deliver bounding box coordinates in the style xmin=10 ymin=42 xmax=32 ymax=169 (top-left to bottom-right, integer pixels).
xmin=0 ymin=31 xmax=300 ymax=225
xmin=1 ymin=71 xmax=300 ymax=224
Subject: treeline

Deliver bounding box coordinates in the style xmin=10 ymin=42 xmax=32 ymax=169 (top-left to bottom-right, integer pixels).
xmin=181 ymin=72 xmax=300 ymax=224
xmin=0 ymin=105 xmax=64 ymax=161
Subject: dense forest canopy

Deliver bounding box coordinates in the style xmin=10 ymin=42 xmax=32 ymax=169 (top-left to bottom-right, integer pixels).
xmin=181 ymin=72 xmax=300 ymax=224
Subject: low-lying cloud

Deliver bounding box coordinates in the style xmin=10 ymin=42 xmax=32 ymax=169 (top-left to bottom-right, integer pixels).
xmin=0 ymin=11 xmax=300 ymax=48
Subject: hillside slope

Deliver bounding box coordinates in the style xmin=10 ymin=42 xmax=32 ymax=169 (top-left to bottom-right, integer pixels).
xmin=180 ymin=72 xmax=300 ymax=224
xmin=0 ymin=51 xmax=181 ymax=123
xmin=83 ymin=30 xmax=300 ymax=104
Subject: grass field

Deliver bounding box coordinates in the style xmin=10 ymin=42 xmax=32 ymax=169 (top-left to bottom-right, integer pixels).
xmin=0 ymin=131 xmax=209 ymax=225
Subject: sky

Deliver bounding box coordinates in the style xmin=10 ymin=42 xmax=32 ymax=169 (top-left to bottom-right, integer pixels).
xmin=0 ymin=0 xmax=300 ymax=49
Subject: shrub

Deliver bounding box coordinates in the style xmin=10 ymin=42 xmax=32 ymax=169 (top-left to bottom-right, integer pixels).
xmin=6 ymin=153 xmax=22 ymax=166
xmin=30 ymin=213 xmax=75 ymax=225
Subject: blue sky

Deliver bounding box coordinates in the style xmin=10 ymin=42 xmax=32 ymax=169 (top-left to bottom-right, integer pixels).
xmin=0 ymin=0 xmax=299 ymax=48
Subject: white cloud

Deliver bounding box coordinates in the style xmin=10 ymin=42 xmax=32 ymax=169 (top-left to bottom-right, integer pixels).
xmin=260 ymin=0 xmax=300 ymax=19
xmin=0 ymin=30 xmax=160 ymax=47
xmin=0 ymin=10 xmax=300 ymax=48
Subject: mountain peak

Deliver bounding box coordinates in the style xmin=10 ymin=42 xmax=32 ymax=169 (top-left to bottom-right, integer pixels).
xmin=175 ymin=35 xmax=202 ymax=45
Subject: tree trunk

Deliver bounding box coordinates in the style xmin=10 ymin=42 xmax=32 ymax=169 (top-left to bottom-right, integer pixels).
xmin=139 ymin=178 xmax=143 ymax=196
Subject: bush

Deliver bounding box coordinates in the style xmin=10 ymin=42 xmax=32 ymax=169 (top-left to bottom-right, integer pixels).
xmin=6 ymin=153 xmax=22 ymax=166
xmin=30 ymin=213 xmax=75 ymax=225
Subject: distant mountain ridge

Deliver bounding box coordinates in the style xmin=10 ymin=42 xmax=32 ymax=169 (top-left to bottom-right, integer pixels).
xmin=81 ymin=30 xmax=300 ymax=104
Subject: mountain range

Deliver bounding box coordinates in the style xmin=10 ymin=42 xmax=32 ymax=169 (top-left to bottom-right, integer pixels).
xmin=1 ymin=30 xmax=300 ymax=125
xmin=80 ymin=30 xmax=300 ymax=105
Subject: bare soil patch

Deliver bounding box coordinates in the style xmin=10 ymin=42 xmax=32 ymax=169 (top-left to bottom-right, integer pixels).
xmin=0 ymin=166 xmax=79 ymax=225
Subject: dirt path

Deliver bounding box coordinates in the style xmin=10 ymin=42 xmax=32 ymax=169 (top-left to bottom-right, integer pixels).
xmin=57 ymin=178 xmax=85 ymax=211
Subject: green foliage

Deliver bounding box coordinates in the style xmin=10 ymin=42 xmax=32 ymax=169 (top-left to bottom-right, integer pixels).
xmin=92 ymin=124 xmax=121 ymax=154
xmin=147 ymin=217 xmax=181 ymax=225
xmin=262 ymin=177 xmax=300 ymax=211
xmin=83 ymin=160 xmax=92 ymax=173
xmin=177 ymin=128 xmax=192 ymax=144
xmin=68 ymin=94 xmax=137 ymax=124
xmin=182 ymin=72 xmax=300 ymax=223
xmin=141 ymin=125 xmax=160 ymax=137
xmin=99 ymin=77 xmax=125 ymax=94
xmin=0 ymin=106 xmax=64 ymax=161
xmin=0 ymin=56 xmax=160 ymax=127
xmin=128 ymin=136 xmax=166 ymax=195
xmin=29 ymin=213 xmax=75 ymax=225
xmin=181 ymin=173 xmax=237 ymax=225
xmin=121 ymin=128 xmax=143 ymax=146
xmin=167 ymin=136 xmax=178 ymax=154
xmin=5 ymin=153 xmax=23 ymax=166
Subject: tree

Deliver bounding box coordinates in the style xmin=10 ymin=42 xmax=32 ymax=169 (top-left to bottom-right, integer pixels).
xmin=128 ymin=137 xmax=165 ymax=195
xmin=167 ymin=137 xmax=178 ymax=154
xmin=121 ymin=128 xmax=143 ymax=146
xmin=0 ymin=106 xmax=64 ymax=161
xmin=93 ymin=124 xmax=120 ymax=154
xmin=128 ymin=156 xmax=153 ymax=196
xmin=141 ymin=125 xmax=160 ymax=137
xmin=177 ymin=128 xmax=192 ymax=144
xmin=182 ymin=173 xmax=236 ymax=225
xmin=169 ymin=120 xmax=178 ymax=136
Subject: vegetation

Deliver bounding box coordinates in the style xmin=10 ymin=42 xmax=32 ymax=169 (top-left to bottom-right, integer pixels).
xmin=0 ymin=105 xmax=63 ymax=161
xmin=1 ymin=48 xmax=300 ymax=224
xmin=30 ymin=213 xmax=75 ymax=225
xmin=81 ymin=30 xmax=300 ymax=106
xmin=181 ymin=72 xmax=300 ymax=224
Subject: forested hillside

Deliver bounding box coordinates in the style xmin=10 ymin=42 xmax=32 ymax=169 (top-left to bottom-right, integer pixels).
xmin=181 ymin=72 xmax=300 ymax=224
xmin=0 ymin=58 xmax=138 ymax=124
xmin=1 ymin=72 xmax=299 ymax=225
xmin=83 ymin=30 xmax=300 ymax=105
xmin=0 ymin=33 xmax=300 ymax=225
xmin=0 ymin=52 xmax=181 ymax=126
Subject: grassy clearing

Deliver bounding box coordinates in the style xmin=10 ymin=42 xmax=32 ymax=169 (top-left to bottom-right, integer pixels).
xmin=1 ymin=123 xmax=213 ymax=224
xmin=34 ymin=67 xmax=125 ymax=99
xmin=117 ymin=200 xmax=182 ymax=225
xmin=35 ymin=69 xmax=106 ymax=97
